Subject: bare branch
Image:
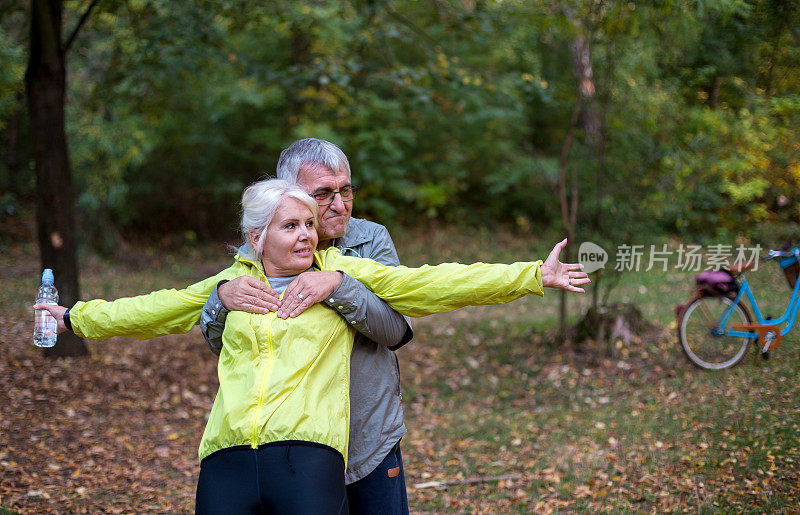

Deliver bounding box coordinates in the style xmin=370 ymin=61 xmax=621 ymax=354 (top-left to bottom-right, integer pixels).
xmin=64 ymin=0 xmax=101 ymax=54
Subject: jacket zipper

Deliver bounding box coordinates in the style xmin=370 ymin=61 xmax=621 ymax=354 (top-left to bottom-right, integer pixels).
xmin=251 ymin=285 xmax=279 ymax=449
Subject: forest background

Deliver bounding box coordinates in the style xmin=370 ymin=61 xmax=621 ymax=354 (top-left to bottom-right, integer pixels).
xmin=2 ymin=0 xmax=799 ymax=251
xmin=2 ymin=0 xmax=800 ymax=512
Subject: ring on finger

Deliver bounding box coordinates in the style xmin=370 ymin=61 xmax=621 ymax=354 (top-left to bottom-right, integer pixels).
xmin=297 ymin=293 xmax=305 ymax=301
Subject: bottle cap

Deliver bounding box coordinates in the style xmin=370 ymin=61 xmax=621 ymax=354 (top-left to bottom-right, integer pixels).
xmin=42 ymin=268 xmax=54 ymax=284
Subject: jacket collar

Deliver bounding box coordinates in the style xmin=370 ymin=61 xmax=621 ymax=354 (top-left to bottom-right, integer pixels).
xmin=234 ymin=243 xmax=263 ymax=272
xmin=332 ymin=217 xmax=370 ymax=250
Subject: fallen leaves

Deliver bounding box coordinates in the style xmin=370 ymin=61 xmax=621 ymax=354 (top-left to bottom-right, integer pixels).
xmin=3 ymin=240 xmax=800 ymax=512
xmin=400 ymin=306 xmax=800 ymax=512
xmin=1 ymin=326 xmax=216 ymax=513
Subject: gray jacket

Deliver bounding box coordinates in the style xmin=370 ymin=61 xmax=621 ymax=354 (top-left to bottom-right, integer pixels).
xmin=199 ymin=217 xmax=412 ymax=484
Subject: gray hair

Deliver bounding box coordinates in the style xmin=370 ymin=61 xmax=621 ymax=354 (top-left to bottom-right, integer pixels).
xmin=240 ymin=179 xmax=318 ymax=259
xmin=276 ymin=138 xmax=351 ymax=183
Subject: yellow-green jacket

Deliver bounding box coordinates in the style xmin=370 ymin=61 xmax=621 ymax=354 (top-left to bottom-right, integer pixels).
xmin=70 ymin=247 xmax=544 ymax=464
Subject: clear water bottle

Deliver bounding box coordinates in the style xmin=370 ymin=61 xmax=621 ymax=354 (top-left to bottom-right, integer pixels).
xmin=34 ymin=268 xmax=58 ymax=347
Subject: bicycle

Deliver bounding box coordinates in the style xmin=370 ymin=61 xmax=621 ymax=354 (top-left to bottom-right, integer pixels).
xmin=676 ymin=246 xmax=800 ymax=370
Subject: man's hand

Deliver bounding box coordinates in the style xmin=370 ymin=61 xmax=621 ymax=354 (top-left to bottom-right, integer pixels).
xmin=218 ymin=276 xmax=281 ymax=314
xmin=541 ymin=238 xmax=590 ymax=292
xmin=33 ymin=304 xmax=68 ymax=334
xmin=279 ymin=271 xmax=344 ymax=319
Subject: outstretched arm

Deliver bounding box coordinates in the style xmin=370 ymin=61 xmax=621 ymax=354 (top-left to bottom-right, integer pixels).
xmin=315 ymin=239 xmax=589 ymax=318
xmin=35 ymin=266 xmax=242 ymax=341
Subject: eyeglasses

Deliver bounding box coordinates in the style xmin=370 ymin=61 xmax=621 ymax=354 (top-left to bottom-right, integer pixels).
xmin=312 ymin=186 xmax=358 ymax=206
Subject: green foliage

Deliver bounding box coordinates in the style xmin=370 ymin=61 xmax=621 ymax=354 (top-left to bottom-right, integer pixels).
xmin=0 ymin=2 xmax=29 ymax=211
xmin=0 ymin=28 xmax=24 ymax=125
xmin=1 ymin=0 xmax=799 ymax=244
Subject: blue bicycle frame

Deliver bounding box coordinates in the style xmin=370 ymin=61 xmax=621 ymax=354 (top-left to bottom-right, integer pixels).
xmin=716 ymin=249 xmax=800 ymax=339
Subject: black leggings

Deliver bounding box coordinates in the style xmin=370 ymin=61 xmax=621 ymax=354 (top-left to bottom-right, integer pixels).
xmin=196 ymin=441 xmax=348 ymax=514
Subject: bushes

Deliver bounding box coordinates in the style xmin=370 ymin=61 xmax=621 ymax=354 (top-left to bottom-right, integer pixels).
xmin=0 ymin=0 xmax=798 ymax=245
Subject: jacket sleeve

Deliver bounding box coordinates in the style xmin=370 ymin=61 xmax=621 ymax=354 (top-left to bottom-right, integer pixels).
xmin=323 ymin=225 xmax=412 ymax=349
xmin=199 ymin=280 xmax=229 ymax=355
xmin=315 ymin=248 xmax=544 ymax=318
xmin=70 ymin=267 xmax=242 ymax=341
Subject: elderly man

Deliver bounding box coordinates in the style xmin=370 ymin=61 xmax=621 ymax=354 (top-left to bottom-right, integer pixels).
xmin=200 ymin=138 xmax=413 ymax=514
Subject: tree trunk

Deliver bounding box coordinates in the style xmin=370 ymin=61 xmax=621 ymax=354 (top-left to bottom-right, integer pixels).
xmin=570 ymin=34 xmax=600 ymax=147
xmin=556 ymin=106 xmax=579 ymax=343
xmin=556 ymin=15 xmax=604 ymax=342
xmin=570 ymin=25 xmax=604 ymax=321
xmin=571 ymin=32 xmax=606 ymax=312
xmin=25 ymin=0 xmax=88 ymax=357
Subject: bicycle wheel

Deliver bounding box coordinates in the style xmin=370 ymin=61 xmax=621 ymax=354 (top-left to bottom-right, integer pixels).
xmin=678 ymin=296 xmax=754 ymax=370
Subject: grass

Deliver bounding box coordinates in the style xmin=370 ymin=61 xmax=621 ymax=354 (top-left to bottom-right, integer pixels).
xmin=1 ymin=224 xmax=799 ymax=512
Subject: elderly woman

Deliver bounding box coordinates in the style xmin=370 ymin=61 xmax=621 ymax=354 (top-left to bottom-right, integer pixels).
xmin=37 ymin=179 xmax=588 ymax=514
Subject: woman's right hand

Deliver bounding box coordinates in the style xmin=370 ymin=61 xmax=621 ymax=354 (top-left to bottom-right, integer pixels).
xmin=33 ymin=304 xmax=69 ymax=334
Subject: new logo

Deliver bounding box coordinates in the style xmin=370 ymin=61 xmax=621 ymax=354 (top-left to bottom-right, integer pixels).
xmin=578 ymin=242 xmax=607 ymax=273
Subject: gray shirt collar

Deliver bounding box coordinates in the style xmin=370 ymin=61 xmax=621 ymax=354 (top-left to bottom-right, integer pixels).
xmin=332 ymin=217 xmax=370 ymax=250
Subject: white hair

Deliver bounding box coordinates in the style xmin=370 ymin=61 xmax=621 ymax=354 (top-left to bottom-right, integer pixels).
xmin=276 ymin=138 xmax=351 ymax=183
xmin=240 ymin=179 xmax=318 ymax=258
